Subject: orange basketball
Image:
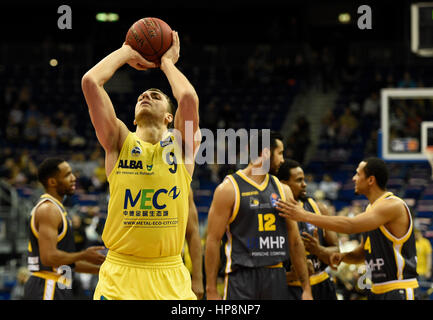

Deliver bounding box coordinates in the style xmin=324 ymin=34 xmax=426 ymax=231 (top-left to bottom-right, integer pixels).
xmin=125 ymin=17 xmax=173 ymax=62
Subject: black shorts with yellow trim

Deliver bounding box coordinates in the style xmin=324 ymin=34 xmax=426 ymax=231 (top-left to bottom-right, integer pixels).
xmin=287 ymin=271 xmax=337 ymax=300
xmin=368 ymin=278 xmax=419 ymax=300
xmin=368 ymin=288 xmax=418 ymax=300
xmin=23 ymin=272 xmax=73 ymax=300
xmin=224 ymin=262 xmax=289 ymax=300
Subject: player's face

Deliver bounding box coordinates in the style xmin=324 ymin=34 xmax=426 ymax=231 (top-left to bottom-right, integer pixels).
xmin=54 ymin=162 xmax=76 ymax=196
xmin=353 ymin=161 xmax=368 ymax=195
xmin=135 ymin=90 xmax=172 ymax=125
xmin=270 ymin=139 xmax=284 ymax=175
xmin=288 ymin=167 xmax=307 ymax=201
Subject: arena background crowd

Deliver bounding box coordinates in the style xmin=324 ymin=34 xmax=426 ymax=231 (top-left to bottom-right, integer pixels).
xmin=0 ymin=0 xmax=432 ymax=300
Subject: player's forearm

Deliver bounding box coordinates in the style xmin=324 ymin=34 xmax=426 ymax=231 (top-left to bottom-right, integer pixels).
xmin=160 ymin=59 xmax=198 ymax=107
xmin=204 ymin=239 xmax=221 ymax=294
xmin=286 ymin=270 xmax=298 ymax=283
xmin=313 ymin=245 xmax=340 ymax=266
xmin=82 ymin=46 xmax=130 ymax=87
xmin=41 ymin=249 xmax=85 ymax=268
xmin=303 ymin=213 xmax=357 ymax=234
xmin=186 ymin=232 xmax=204 ymax=283
xmin=75 ymin=261 xmax=100 ymax=274
xmin=341 ymin=250 xmax=365 ymax=265
xmin=290 ymin=238 xmax=311 ymax=291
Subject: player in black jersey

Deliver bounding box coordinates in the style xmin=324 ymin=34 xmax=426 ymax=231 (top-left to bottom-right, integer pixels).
xmin=277 ymin=159 xmax=339 ymax=300
xmin=23 ymin=158 xmax=106 ymax=300
xmin=205 ymin=131 xmax=312 ymax=300
xmin=277 ymin=157 xmax=418 ymax=300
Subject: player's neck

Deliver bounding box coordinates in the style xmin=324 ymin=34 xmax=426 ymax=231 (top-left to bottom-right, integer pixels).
xmin=46 ymin=189 xmax=64 ymax=203
xmin=242 ymin=164 xmax=267 ymax=185
xmin=367 ymin=188 xmax=389 ymax=205
xmin=135 ymin=124 xmax=167 ymax=144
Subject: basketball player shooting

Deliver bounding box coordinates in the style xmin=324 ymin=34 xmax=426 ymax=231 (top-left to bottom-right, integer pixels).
xmin=81 ymin=27 xmax=201 ymax=300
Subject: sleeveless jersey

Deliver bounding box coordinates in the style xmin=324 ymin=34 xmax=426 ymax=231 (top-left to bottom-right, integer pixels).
xmin=102 ymin=131 xmax=191 ymax=258
xmin=286 ymin=198 xmax=330 ymax=286
xmin=361 ymin=192 xmax=418 ymax=294
xmin=224 ymin=170 xmax=288 ymax=273
xmin=27 ymin=194 xmax=76 ymax=272
xmin=298 ymin=198 xmax=328 ymax=273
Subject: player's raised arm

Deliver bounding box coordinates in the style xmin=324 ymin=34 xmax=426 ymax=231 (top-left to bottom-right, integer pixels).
xmin=160 ymin=32 xmax=200 ymax=165
xmin=81 ymin=44 xmax=156 ymax=153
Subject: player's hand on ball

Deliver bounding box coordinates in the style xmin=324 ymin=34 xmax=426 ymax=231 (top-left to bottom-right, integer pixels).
xmin=161 ymin=31 xmax=180 ymax=65
xmin=122 ymin=43 xmax=158 ymax=70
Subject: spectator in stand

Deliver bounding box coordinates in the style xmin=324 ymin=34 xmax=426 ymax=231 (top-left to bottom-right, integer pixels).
xmin=415 ymin=228 xmax=432 ymax=282
xmin=92 ymin=157 xmax=108 ymax=192
xmin=305 ymin=173 xmax=319 ymax=196
xmin=39 ymin=116 xmax=57 ymax=151
xmin=397 ymin=72 xmax=417 ymax=88
xmin=319 ymin=174 xmax=340 ymax=201
xmin=338 ymin=107 xmax=359 ymax=140
xmin=362 ymin=92 xmax=379 ymax=118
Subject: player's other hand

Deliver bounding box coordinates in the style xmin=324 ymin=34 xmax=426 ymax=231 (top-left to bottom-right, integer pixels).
xmin=276 ymin=198 xmax=305 ymax=222
xmin=122 ymin=43 xmax=158 ymax=70
xmin=329 ymin=252 xmax=344 ymax=270
xmin=161 ymin=31 xmax=180 ymax=66
xmin=301 ymin=229 xmax=320 ymax=255
xmin=82 ymin=246 xmax=106 ymax=265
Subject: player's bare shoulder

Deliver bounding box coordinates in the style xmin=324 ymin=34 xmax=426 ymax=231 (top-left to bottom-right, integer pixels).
xmin=34 ymin=201 xmax=63 ymax=228
xmin=209 ymin=177 xmax=237 ymax=214
xmin=280 ymin=182 xmax=294 ymax=200
xmin=372 ymin=196 xmax=408 ymax=223
xmin=214 ymin=177 xmax=236 ymax=202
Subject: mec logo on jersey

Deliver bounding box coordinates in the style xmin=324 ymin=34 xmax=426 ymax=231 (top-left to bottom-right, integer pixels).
xmin=123 ymin=187 xmax=181 ymax=210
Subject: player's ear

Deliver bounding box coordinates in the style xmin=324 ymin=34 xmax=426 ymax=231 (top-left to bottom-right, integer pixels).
xmin=166 ymin=113 xmax=173 ymax=125
xmin=47 ymin=177 xmax=57 ymax=187
xmin=262 ymin=147 xmax=271 ymax=160
xmin=133 ymin=119 xmax=137 ymax=126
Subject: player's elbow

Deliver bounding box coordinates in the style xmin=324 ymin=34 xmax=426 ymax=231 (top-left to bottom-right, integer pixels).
xmin=178 ymin=92 xmax=199 ymax=112
xmin=175 ymin=93 xmax=200 ymax=133
xmin=81 ymin=73 xmax=99 ymax=94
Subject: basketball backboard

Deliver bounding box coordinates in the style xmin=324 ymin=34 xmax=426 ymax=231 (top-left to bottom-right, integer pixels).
xmin=380 ymin=88 xmax=433 ymax=161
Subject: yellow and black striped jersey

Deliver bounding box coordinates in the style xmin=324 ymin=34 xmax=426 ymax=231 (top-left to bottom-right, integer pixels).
xmin=27 ymin=194 xmax=76 ymax=272
xmin=362 ymin=192 xmax=418 ymax=294
xmin=224 ymin=171 xmax=288 ymax=273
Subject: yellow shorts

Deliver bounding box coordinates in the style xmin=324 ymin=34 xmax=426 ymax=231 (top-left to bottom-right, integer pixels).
xmin=94 ymin=250 xmax=196 ymax=300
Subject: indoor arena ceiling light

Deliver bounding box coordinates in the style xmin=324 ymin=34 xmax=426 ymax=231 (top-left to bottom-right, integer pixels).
xmin=338 ymin=13 xmax=351 ymax=24
xmin=49 ymin=59 xmax=58 ymax=67
xmin=96 ymin=12 xmax=119 ymax=22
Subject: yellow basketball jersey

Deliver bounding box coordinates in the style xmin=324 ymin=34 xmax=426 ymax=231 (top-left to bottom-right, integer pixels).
xmin=102 ymin=131 xmax=191 ymax=258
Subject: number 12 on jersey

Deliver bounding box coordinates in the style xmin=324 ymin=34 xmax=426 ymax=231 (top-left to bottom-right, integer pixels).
xmin=257 ymin=213 xmax=276 ymax=231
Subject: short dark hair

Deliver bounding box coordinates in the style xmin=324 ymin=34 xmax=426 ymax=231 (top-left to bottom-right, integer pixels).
xmin=276 ymin=158 xmax=301 ymax=181
xmin=363 ymin=157 xmax=388 ymax=190
xmin=37 ymin=158 xmax=65 ymax=188
xmin=249 ymin=130 xmax=283 ymax=160
xmin=147 ymin=88 xmax=176 ymax=129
